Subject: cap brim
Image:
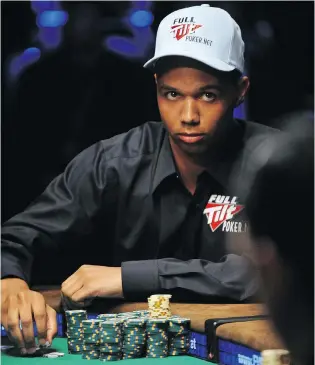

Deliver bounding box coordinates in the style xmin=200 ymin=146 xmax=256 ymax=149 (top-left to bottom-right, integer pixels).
xmin=143 ymin=52 xmax=235 ymax=72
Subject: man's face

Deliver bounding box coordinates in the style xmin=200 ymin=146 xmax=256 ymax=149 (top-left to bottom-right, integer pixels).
xmin=156 ymin=66 xmax=246 ymax=155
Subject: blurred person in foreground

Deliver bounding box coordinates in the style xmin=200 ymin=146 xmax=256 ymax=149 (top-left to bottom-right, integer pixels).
xmin=1 ymin=4 xmax=279 ymax=354
xmin=243 ymin=116 xmax=314 ymax=365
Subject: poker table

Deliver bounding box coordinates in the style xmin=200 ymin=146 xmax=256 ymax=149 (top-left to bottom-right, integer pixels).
xmin=1 ymin=288 xmax=286 ymax=364
xmin=1 ymin=338 xmax=211 ymax=364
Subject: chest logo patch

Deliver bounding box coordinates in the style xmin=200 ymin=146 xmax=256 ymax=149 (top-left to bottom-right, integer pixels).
xmin=203 ymin=195 xmax=244 ymax=232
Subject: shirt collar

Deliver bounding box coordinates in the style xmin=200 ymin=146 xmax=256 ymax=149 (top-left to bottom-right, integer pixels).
xmin=152 ymin=128 xmax=177 ymax=193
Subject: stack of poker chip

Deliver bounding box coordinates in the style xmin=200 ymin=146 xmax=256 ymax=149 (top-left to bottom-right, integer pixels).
xmin=148 ymin=294 xmax=172 ymax=318
xmin=99 ymin=319 xmax=123 ymax=362
xmin=65 ymin=310 xmax=87 ymax=354
xmin=168 ymin=317 xmax=191 ymax=356
xmin=82 ymin=319 xmax=103 ymax=360
xmin=122 ymin=318 xmax=147 ymax=359
xmin=146 ymin=319 xmax=169 ymax=358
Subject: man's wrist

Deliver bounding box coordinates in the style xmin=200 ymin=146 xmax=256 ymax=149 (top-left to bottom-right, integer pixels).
xmin=113 ymin=267 xmax=123 ymax=298
xmin=1 ymin=277 xmax=29 ymax=293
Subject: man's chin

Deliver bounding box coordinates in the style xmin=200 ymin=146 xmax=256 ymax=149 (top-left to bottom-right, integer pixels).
xmin=172 ymin=136 xmax=210 ymax=155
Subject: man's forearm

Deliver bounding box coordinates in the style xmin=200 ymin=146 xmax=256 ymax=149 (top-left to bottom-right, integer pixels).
xmin=121 ymin=255 xmax=259 ymax=302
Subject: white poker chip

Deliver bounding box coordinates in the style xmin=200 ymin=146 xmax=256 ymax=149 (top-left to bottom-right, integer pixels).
xmin=147 ymin=294 xmax=172 ymax=319
xmin=0 ymin=345 xmax=14 ymax=350
xmin=53 ymin=352 xmax=65 ymax=356
xmin=43 ymin=352 xmax=65 ymax=358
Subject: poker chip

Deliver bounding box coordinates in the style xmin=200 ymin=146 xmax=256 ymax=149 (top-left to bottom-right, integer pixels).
xmin=122 ymin=318 xmax=147 ymax=359
xmin=168 ymin=317 xmax=190 ymax=356
xmin=99 ymin=354 xmax=122 ymax=362
xmin=82 ymin=350 xmax=101 ymax=360
xmin=131 ymin=310 xmax=150 ymax=317
xmin=146 ymin=318 xmax=169 ymax=358
xmin=63 ymin=295 xmax=192 ymax=361
xmin=65 ymin=309 xmax=87 ymax=354
xmin=97 ymin=313 xmax=118 ymax=320
xmin=43 ymin=352 xmax=65 ymax=358
xmin=169 ymin=318 xmax=190 ymax=334
xmin=81 ymin=319 xmax=104 ymax=360
xmin=99 ymin=319 xmax=123 ymax=361
xmin=116 ymin=312 xmax=138 ymax=320
xmin=148 ymin=294 xmax=172 ymax=318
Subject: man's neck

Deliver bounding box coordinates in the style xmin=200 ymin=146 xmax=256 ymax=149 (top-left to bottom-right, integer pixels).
xmin=169 ymin=138 xmax=207 ymax=195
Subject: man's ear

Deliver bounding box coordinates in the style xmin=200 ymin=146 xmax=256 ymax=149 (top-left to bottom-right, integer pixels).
xmin=236 ymin=76 xmax=250 ymax=106
xmin=154 ymin=74 xmax=157 ymax=84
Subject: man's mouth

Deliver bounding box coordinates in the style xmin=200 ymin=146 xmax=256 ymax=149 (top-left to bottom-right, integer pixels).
xmin=176 ymin=133 xmax=205 ymax=144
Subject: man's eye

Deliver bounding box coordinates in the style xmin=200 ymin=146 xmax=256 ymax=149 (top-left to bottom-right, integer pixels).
xmin=201 ymin=92 xmax=217 ymax=102
xmin=165 ymin=91 xmax=179 ymax=100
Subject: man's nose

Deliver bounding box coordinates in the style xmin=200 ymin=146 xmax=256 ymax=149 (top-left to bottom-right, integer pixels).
xmin=180 ymin=98 xmax=200 ymax=126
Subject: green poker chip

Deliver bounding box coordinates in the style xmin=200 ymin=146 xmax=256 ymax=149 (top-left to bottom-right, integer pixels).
xmin=65 ymin=309 xmax=192 ymax=360
xmin=100 ymin=319 xmax=120 ymax=325
xmin=121 ymin=316 xmax=146 ymax=359
xmin=65 ymin=309 xmax=88 ymax=354
xmin=100 ymin=353 xmax=122 ymax=361
xmin=124 ymin=318 xmax=146 ymax=326
xmin=82 ymin=319 xmax=103 ymax=326
xmin=147 ymin=318 xmax=168 ymax=324
xmin=168 ymin=318 xmax=190 ymax=356
xmin=65 ymin=310 xmax=87 ymax=317
xmin=81 ymin=350 xmax=100 ymax=360
xmin=98 ymin=317 xmax=124 ymax=359
xmin=97 ymin=313 xmax=118 ymax=319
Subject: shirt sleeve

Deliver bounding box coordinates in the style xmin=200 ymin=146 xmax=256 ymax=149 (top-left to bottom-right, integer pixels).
xmin=121 ymin=255 xmax=259 ymax=302
xmin=1 ymin=141 xmax=109 ymax=284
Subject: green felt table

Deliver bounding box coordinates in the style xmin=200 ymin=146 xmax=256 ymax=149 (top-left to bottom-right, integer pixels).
xmin=1 ymin=338 xmax=211 ymax=364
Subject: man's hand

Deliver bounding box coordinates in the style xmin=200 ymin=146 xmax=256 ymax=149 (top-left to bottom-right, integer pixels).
xmin=61 ymin=265 xmax=123 ymax=303
xmin=1 ymin=278 xmax=57 ymax=354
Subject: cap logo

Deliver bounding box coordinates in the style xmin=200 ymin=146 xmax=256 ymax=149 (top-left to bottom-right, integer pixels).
xmin=171 ymin=17 xmax=202 ymax=41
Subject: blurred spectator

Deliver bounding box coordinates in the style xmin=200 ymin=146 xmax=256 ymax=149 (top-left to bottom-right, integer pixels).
xmin=2 ymin=2 xmax=159 ymax=221
xmin=236 ymin=113 xmax=314 ymax=365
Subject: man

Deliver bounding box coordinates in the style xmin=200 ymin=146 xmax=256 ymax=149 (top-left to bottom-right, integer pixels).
xmin=1 ymin=4 xmax=277 ymax=354
xmin=244 ymin=117 xmax=314 ymax=365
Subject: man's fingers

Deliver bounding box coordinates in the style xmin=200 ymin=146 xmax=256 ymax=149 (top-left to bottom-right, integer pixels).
xmin=6 ymin=297 xmax=25 ymax=351
xmin=62 ymin=278 xmax=82 ymax=299
xmin=61 ymin=274 xmax=74 ymax=288
xmin=71 ymin=286 xmax=92 ymax=303
xmin=46 ymin=305 xmax=57 ymax=344
xmin=19 ymin=301 xmax=36 ymax=352
xmin=2 ymin=316 xmax=16 ymax=344
xmin=61 ymin=271 xmax=79 ymax=291
xmin=31 ymin=294 xmax=47 ymax=346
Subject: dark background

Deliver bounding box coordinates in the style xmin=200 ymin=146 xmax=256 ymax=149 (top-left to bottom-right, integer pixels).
xmin=1 ymin=1 xmax=314 ymax=285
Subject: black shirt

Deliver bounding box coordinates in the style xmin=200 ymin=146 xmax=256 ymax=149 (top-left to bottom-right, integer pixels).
xmin=1 ymin=119 xmax=278 ymax=302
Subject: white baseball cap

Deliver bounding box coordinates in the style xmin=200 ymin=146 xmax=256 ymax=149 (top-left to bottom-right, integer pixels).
xmin=144 ymin=4 xmax=245 ymax=73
